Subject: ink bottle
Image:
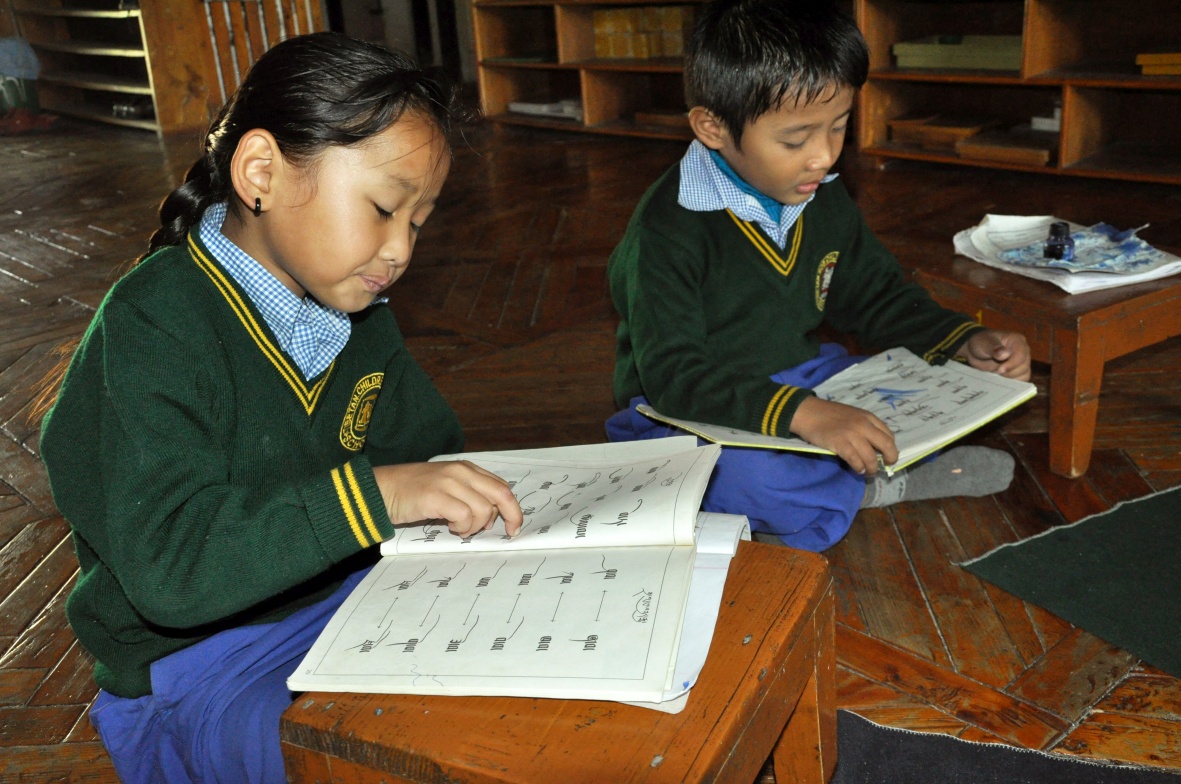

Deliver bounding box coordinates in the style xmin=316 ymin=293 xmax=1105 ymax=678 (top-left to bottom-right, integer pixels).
xmin=1044 ymin=221 xmax=1075 ymax=261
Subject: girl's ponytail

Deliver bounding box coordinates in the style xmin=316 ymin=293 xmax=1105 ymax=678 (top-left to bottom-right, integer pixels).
xmin=147 ymin=155 xmax=225 ymax=255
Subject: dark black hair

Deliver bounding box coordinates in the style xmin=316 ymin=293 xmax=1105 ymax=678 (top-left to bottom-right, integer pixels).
xmin=684 ymin=0 xmax=868 ymax=148
xmin=149 ymin=31 xmax=461 ymax=254
xmin=32 ymin=33 xmax=462 ymax=423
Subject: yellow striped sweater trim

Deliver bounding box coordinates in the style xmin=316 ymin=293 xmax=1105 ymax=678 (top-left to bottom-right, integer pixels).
xmin=725 ymin=210 xmax=805 ymax=277
xmin=188 ymin=235 xmax=332 ymax=415
xmin=331 ymin=466 xmax=373 ymax=548
xmin=343 ymin=461 xmax=382 ymax=544
xmin=761 ymin=385 xmax=803 ymax=436
xmin=922 ymin=321 xmax=980 ymax=364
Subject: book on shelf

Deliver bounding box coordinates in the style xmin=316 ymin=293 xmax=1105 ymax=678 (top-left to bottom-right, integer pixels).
xmin=636 ymin=348 xmax=1036 ymax=476
xmin=1140 ymin=64 xmax=1181 ymax=76
xmin=289 ymin=438 xmax=752 ymax=712
xmin=892 ymin=35 xmax=1022 ymax=71
xmin=1135 ymin=51 xmax=1181 ymax=66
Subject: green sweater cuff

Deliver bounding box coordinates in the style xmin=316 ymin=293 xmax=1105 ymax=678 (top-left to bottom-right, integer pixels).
xmin=755 ymin=384 xmax=815 ymax=438
xmin=922 ymin=321 xmax=986 ymax=365
xmin=302 ymin=454 xmax=394 ymax=560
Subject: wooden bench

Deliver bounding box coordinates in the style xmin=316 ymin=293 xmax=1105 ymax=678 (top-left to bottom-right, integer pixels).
xmin=281 ymin=542 xmax=835 ymax=784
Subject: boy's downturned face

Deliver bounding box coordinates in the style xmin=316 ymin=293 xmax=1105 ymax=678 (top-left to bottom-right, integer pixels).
xmin=699 ymin=85 xmax=854 ymax=206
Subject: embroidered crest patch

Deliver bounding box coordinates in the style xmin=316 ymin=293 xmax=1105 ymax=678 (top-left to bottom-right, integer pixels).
xmin=814 ymin=252 xmax=839 ymax=310
xmin=339 ymin=373 xmax=383 ymax=451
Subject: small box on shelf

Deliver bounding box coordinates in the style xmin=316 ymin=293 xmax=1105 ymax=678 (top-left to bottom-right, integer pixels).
xmin=887 ymin=114 xmax=999 ymax=152
xmin=955 ymin=125 xmax=1058 ymax=167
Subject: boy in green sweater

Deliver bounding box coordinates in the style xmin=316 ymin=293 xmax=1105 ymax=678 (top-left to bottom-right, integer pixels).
xmin=607 ymin=0 xmax=1031 ymax=551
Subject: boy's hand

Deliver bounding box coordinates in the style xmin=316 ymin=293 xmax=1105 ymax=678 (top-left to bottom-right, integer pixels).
xmin=790 ymin=397 xmax=899 ymax=476
xmin=957 ymin=330 xmax=1032 ymax=381
xmin=372 ymin=461 xmax=524 ymax=538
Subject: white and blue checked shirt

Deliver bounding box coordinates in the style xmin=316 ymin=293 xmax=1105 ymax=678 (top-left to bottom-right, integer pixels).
xmin=677 ymin=139 xmax=838 ymax=250
xmin=198 ymin=203 xmax=355 ymax=380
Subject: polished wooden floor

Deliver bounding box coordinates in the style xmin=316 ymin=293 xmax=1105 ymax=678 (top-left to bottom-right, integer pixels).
xmin=2 ymin=119 xmax=1180 ymax=781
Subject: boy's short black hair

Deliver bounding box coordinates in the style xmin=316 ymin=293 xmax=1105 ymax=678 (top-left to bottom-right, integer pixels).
xmin=685 ymin=0 xmax=869 ymax=148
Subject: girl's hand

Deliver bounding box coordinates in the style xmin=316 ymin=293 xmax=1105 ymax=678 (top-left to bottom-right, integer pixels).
xmin=790 ymin=397 xmax=898 ymax=476
xmin=957 ymin=330 xmax=1032 ymax=381
xmin=372 ymin=461 xmax=524 ymax=538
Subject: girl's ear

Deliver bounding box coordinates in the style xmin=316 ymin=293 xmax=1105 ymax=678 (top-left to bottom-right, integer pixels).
xmin=688 ymin=107 xmax=731 ymax=151
xmin=229 ymin=129 xmax=281 ymax=215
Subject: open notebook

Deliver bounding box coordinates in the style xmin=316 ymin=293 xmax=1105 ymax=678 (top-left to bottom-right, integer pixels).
xmin=288 ymin=438 xmax=749 ymax=711
xmin=638 ymin=347 xmax=1036 ymax=475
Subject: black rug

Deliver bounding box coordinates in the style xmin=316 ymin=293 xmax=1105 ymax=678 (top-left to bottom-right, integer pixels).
xmin=832 ymin=711 xmax=1181 ymax=783
xmin=960 ymin=486 xmax=1181 ymax=678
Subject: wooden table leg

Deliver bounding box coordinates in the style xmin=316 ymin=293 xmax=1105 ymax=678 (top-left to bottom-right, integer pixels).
xmin=771 ymin=588 xmax=836 ymax=783
xmin=1049 ymin=329 xmax=1105 ymax=478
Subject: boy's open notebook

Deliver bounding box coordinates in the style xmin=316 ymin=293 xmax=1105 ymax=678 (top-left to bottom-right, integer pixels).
xmin=288 ymin=437 xmax=749 ymax=714
xmin=638 ymin=347 xmax=1036 ymax=476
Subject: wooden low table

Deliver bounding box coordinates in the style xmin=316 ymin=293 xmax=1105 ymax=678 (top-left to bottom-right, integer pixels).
xmin=914 ymin=253 xmax=1181 ymax=478
xmin=281 ymin=542 xmax=835 ymax=784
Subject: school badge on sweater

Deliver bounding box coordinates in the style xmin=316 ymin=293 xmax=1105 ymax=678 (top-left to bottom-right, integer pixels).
xmin=340 ymin=373 xmax=383 ymax=450
xmin=815 ymin=252 xmax=839 ymax=310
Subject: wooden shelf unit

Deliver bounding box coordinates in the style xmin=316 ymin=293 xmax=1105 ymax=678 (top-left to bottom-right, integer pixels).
xmin=472 ymin=0 xmax=703 ymax=140
xmin=855 ymin=0 xmax=1181 ymax=185
xmin=14 ymin=0 xmax=219 ymax=134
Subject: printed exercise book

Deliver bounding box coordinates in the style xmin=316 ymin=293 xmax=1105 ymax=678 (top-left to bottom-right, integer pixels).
xmin=637 ymin=347 xmax=1036 ymax=475
xmin=288 ymin=438 xmax=750 ymax=709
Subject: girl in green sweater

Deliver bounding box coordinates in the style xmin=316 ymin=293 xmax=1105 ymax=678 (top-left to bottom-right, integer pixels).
xmin=39 ymin=32 xmax=520 ymax=784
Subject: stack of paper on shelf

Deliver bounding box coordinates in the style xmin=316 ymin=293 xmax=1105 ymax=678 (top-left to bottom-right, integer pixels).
xmin=507 ymin=99 xmax=583 ymax=122
xmin=954 ymin=214 xmax=1181 ymax=294
xmin=1136 ymin=51 xmax=1181 ymax=76
xmin=892 ymin=35 xmax=1022 ymax=71
xmin=638 ymin=348 xmax=1035 ymax=477
xmin=289 ymin=438 xmax=751 ymax=713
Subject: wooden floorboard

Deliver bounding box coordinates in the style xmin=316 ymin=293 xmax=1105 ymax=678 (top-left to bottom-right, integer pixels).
xmin=1 ymin=117 xmax=1179 ymax=779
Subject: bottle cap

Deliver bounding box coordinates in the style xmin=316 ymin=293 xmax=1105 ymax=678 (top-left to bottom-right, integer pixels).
xmin=1049 ymin=221 xmax=1070 ymax=239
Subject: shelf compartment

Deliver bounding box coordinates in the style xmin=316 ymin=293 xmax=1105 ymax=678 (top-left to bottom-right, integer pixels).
xmin=35 ymin=82 xmax=157 ymax=131
xmin=581 ymin=69 xmax=686 ymax=130
xmin=478 ymin=65 xmax=582 ymax=121
xmin=859 ymin=79 xmax=1061 ymax=151
xmin=37 ymin=70 xmax=152 ymax=94
xmin=1060 ymin=86 xmax=1181 ymax=184
xmin=859 ymin=0 xmax=1025 ymax=74
xmin=472 ymin=5 xmax=557 ymax=63
xmin=1025 ymin=0 xmax=1181 ymax=79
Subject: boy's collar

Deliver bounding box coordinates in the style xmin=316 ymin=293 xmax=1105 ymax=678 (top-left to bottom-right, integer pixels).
xmin=707 ymin=148 xmax=785 ymax=222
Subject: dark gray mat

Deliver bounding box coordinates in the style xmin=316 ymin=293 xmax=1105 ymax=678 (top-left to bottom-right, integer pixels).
xmin=832 ymin=711 xmax=1181 ymax=784
xmin=961 ymin=486 xmax=1181 ymax=678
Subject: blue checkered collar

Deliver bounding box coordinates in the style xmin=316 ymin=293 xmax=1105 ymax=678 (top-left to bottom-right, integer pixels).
xmin=677 ymin=139 xmax=837 ymax=249
xmin=198 ymin=202 xmax=357 ymax=381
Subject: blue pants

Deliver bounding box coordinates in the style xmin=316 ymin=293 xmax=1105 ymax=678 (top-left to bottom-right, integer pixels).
xmin=89 ymin=567 xmax=370 ymax=784
xmin=606 ymin=344 xmax=867 ymax=552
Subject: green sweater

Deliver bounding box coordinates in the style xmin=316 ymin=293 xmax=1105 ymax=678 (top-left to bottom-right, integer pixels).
xmin=610 ymin=166 xmax=984 ymax=436
xmin=40 ymin=233 xmax=463 ymax=698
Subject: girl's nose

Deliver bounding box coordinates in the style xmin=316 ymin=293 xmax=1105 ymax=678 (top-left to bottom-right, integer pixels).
xmin=380 ymin=226 xmax=414 ymax=266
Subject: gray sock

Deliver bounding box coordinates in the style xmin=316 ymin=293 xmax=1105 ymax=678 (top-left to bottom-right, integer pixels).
xmin=860 ymin=446 xmax=1015 ymax=508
